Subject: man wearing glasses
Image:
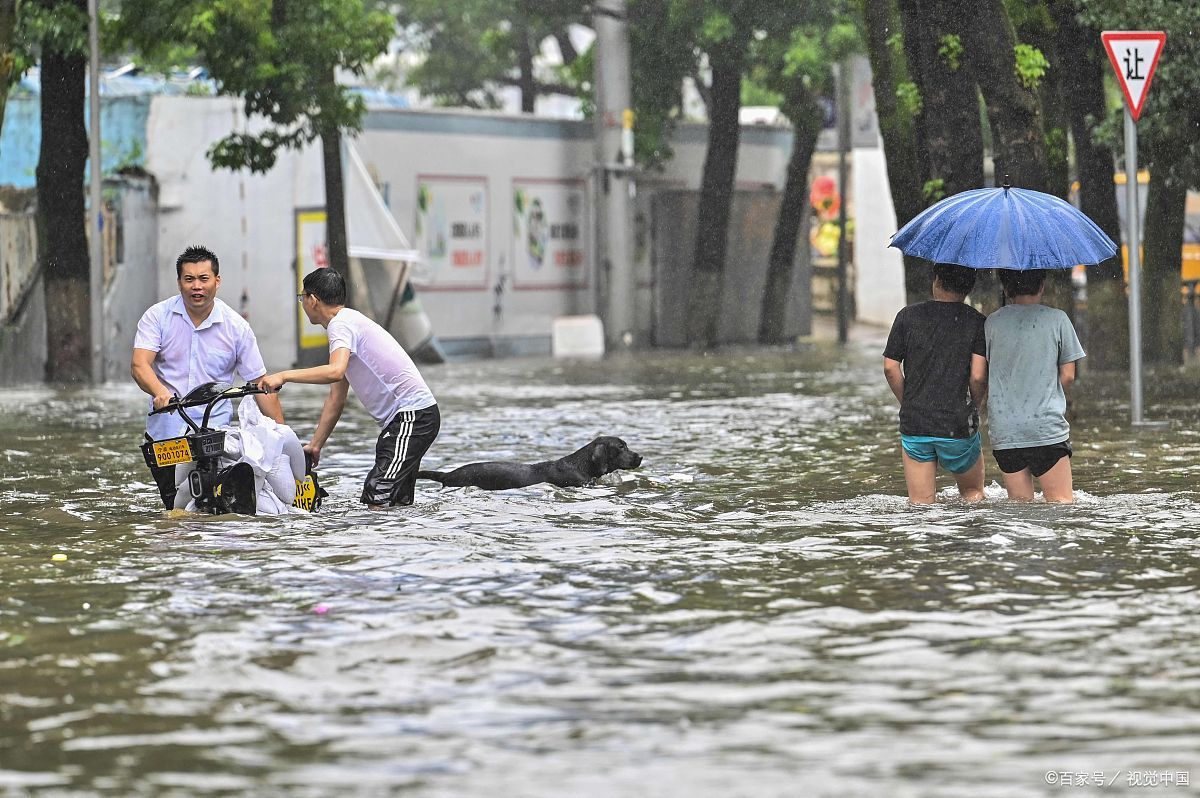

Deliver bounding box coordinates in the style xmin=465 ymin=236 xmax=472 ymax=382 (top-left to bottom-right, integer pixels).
xmin=131 ymin=245 xmax=285 ymax=508
xmin=260 ymin=268 xmax=439 ymax=509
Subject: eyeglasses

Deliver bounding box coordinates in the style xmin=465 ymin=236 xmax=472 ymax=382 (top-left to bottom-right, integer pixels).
xmin=296 ymin=293 xmax=307 ymax=303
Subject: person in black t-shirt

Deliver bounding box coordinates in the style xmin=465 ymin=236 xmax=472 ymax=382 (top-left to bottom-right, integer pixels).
xmin=882 ymin=263 xmax=988 ymax=504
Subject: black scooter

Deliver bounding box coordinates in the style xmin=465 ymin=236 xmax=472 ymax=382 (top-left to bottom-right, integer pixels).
xmin=141 ymin=381 xmax=324 ymax=514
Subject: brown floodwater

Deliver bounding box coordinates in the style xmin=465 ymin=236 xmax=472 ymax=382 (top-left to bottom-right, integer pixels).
xmin=1 ymin=335 xmax=1198 ymax=796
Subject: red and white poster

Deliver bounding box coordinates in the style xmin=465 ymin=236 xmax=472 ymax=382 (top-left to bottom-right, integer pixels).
xmin=511 ymin=179 xmax=589 ymax=289
xmin=415 ymin=175 xmax=489 ymax=289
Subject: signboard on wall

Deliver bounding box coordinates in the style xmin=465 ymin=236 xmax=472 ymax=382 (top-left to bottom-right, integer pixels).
xmin=511 ymin=179 xmax=589 ymax=289
xmin=414 ymin=175 xmax=489 ymax=289
xmin=295 ymin=209 xmax=329 ymax=349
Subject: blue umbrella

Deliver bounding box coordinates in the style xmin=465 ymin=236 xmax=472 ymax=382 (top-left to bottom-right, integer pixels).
xmin=889 ymin=185 xmax=1118 ymax=270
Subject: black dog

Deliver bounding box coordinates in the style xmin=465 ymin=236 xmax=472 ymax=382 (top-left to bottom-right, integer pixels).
xmin=418 ymin=436 xmax=642 ymax=490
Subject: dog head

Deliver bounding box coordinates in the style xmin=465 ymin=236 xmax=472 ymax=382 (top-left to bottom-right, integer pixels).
xmin=587 ymin=436 xmax=643 ymax=477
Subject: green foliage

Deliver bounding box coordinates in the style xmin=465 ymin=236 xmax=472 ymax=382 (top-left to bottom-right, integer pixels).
xmin=617 ymin=0 xmax=703 ymax=170
xmin=15 ymin=0 xmax=87 ymax=56
xmin=1078 ymin=0 xmax=1200 ymax=187
xmin=826 ymin=21 xmax=861 ymax=60
xmin=558 ymin=41 xmax=593 ymax=117
xmin=1012 ymin=43 xmax=1049 ymax=90
xmin=922 ymin=178 xmax=945 ymax=202
xmin=937 ymin=34 xmax=962 ymax=71
xmin=112 ymin=138 xmax=145 ymax=173
xmin=1003 ymin=0 xmax=1053 ymax=36
xmin=747 ymin=2 xmax=856 ymax=114
xmin=1045 ymin=125 xmax=1067 ymax=166
xmin=741 ymin=76 xmax=783 ymax=107
xmin=117 ymin=0 xmax=392 ymax=173
xmin=781 ymin=28 xmax=826 ymax=86
xmin=699 ymin=9 xmax=734 ymax=45
xmin=896 ymin=80 xmax=922 ymax=117
xmin=396 ymin=0 xmax=587 ymax=109
xmin=1 ymin=0 xmax=23 ymax=107
xmin=885 ymin=31 xmax=903 ymax=60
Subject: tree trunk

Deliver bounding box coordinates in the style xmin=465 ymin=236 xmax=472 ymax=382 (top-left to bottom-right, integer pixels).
xmin=1014 ymin=12 xmax=1068 ymax=200
xmin=958 ymin=0 xmax=1064 ymax=314
xmin=1010 ymin=7 xmax=1074 ymax=318
xmin=516 ymin=22 xmax=536 ymax=114
xmin=901 ymin=0 xmax=994 ymax=308
xmin=959 ymin=0 xmax=1047 ymax=192
xmin=685 ymin=38 xmax=744 ymax=348
xmin=1142 ymin=137 xmax=1186 ymax=366
xmin=863 ymin=0 xmax=931 ymax=303
xmin=1034 ymin=67 xmax=1075 ymax=319
xmin=320 ymin=124 xmax=351 ymax=293
xmin=759 ymin=90 xmax=822 ymax=344
xmin=1053 ymin=0 xmax=1126 ymax=370
xmin=902 ymin=0 xmax=984 ymax=199
xmin=1 ymin=0 xmax=18 ymax=139
xmin=38 ymin=18 xmax=91 ymax=384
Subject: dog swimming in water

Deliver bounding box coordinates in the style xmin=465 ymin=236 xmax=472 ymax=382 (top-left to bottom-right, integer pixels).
xmin=417 ymin=436 xmax=642 ymax=490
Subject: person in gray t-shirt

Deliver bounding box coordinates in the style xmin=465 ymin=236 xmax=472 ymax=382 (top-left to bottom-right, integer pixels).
xmin=985 ymin=269 xmax=1085 ymax=503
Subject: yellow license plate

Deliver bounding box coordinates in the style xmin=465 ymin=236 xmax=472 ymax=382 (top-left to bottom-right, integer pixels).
xmin=151 ymin=437 xmax=194 ymax=467
xmin=293 ymin=475 xmax=318 ymax=511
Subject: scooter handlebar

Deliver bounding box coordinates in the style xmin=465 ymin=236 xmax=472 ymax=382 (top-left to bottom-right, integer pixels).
xmin=147 ymin=384 xmax=265 ymax=416
xmin=148 ymin=395 xmax=182 ymax=416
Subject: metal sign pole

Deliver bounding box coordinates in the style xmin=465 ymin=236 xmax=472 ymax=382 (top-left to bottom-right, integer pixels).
xmin=1124 ymin=107 xmax=1142 ymax=425
xmin=87 ymin=0 xmax=104 ymax=384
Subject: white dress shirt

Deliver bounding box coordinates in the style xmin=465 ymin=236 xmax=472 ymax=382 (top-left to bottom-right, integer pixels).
xmin=134 ymin=295 xmax=268 ymax=440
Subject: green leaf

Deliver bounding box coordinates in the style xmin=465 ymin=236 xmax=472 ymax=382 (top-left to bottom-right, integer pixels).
xmin=896 ymin=81 xmax=923 ymax=117
xmin=1013 ymin=43 xmax=1049 ymax=91
xmin=938 ymin=34 xmax=963 ymax=72
xmin=923 ymin=178 xmax=946 ymax=202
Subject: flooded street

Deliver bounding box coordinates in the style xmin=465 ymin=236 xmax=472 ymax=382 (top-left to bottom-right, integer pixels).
xmin=2 ymin=334 xmax=1199 ymax=797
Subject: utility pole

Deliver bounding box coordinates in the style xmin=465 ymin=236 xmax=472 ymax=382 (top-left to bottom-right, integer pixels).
xmin=835 ymin=57 xmax=852 ymax=344
xmin=87 ymin=0 xmax=104 ymax=383
xmin=592 ymin=0 xmax=636 ymax=351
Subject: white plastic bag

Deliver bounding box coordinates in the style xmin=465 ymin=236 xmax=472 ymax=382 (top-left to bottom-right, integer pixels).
xmin=172 ymin=398 xmax=307 ymax=514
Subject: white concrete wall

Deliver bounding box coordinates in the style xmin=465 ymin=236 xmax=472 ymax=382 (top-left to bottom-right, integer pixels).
xmin=142 ymin=97 xmax=801 ymax=368
xmin=145 ymin=96 xmax=325 ymax=370
xmin=853 ymin=142 xmax=907 ymax=326
xmin=354 ymin=110 xmax=794 ymax=348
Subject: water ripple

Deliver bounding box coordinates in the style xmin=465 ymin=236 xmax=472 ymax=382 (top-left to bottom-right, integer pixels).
xmin=1 ymin=347 xmax=1199 ymax=795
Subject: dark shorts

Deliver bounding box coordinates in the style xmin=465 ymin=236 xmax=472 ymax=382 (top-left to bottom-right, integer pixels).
xmin=361 ymin=404 xmax=441 ymax=507
xmin=992 ymin=440 xmax=1072 ymax=477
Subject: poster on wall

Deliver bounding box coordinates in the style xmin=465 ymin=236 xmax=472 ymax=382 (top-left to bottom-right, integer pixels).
xmin=414 ymin=176 xmax=489 ymax=289
xmin=511 ymin=179 xmax=589 ymax=290
xmin=807 ymin=162 xmax=855 ymax=314
xmin=295 ymin=209 xmax=329 ymax=349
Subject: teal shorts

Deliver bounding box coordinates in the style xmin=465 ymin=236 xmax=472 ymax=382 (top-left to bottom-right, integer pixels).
xmin=901 ymin=431 xmax=981 ymax=474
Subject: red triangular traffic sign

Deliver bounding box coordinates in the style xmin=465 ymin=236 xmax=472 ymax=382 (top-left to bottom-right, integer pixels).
xmin=1101 ymin=31 xmax=1165 ymax=121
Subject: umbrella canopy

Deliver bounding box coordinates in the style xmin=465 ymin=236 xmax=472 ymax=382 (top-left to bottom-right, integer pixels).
xmin=889 ymin=185 xmax=1118 ymax=270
